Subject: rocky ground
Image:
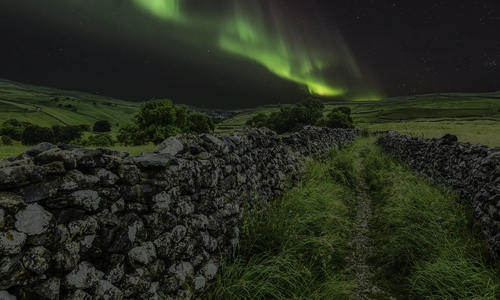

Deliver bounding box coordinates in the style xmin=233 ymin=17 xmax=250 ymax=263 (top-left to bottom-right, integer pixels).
xmin=347 ymin=173 xmax=395 ymax=300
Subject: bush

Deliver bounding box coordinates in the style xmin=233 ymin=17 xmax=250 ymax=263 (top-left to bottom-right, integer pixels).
xmin=52 ymin=125 xmax=85 ymax=144
xmin=21 ymin=125 xmax=54 ymax=145
xmin=93 ymin=120 xmax=112 ymax=132
xmin=316 ymin=110 xmax=354 ymax=129
xmin=245 ymin=98 xmax=326 ymax=134
xmin=87 ymin=133 xmax=115 ymax=147
xmin=0 ymin=119 xmax=32 ymax=141
xmin=188 ymin=112 xmax=215 ymax=134
xmin=245 ymin=113 xmax=269 ymax=128
xmin=1 ymin=135 xmax=13 ymax=146
xmin=117 ymin=99 xmax=191 ymax=145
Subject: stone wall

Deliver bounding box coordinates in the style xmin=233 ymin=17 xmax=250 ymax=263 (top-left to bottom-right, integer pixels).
xmin=378 ymin=131 xmax=500 ymax=259
xmin=0 ymin=126 xmax=360 ymax=300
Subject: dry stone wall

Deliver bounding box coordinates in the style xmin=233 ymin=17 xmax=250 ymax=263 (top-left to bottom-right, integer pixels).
xmin=0 ymin=126 xmax=360 ymax=300
xmin=378 ymin=131 xmax=500 ymax=259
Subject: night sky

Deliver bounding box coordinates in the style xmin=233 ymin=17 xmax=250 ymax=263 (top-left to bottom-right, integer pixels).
xmin=1 ymin=0 xmax=499 ymax=109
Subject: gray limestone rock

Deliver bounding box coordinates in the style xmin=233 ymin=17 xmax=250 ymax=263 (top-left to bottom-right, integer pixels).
xmin=95 ymin=169 xmax=120 ymax=186
xmin=153 ymin=232 xmax=172 ymax=259
xmin=201 ymin=261 xmax=219 ymax=280
xmin=95 ymin=280 xmax=124 ymax=300
xmin=0 ymin=291 xmax=17 ymax=300
xmin=19 ymin=179 xmax=60 ymax=203
xmin=128 ymin=241 xmax=157 ymax=267
xmin=168 ymin=261 xmax=194 ymax=287
xmin=22 ymin=245 xmax=51 ymax=275
xmin=115 ymin=164 xmax=141 ymax=185
xmin=51 ymin=241 xmax=80 ymax=271
xmin=36 ymin=148 xmax=77 ymax=169
xmin=42 ymin=161 xmax=66 ymax=174
xmin=34 ymin=277 xmax=60 ymax=300
xmin=63 ymin=289 xmax=93 ymax=300
xmin=0 ymin=192 xmax=26 ymax=214
xmin=133 ymin=153 xmax=172 ymax=169
xmin=151 ymin=191 xmax=172 ymax=213
xmin=0 ymin=254 xmax=28 ymax=290
xmin=71 ymin=190 xmax=101 ymax=211
xmin=0 ymin=165 xmax=46 ymax=188
xmin=192 ymin=276 xmax=206 ymax=291
xmin=102 ymin=254 xmax=125 ymax=284
xmin=26 ymin=142 xmax=56 ymax=157
xmin=64 ymin=261 xmax=103 ymax=289
xmin=17 ymin=276 xmax=60 ymax=300
xmin=15 ymin=203 xmax=53 ymax=235
xmin=154 ymin=136 xmax=184 ymax=155
xmin=0 ymin=230 xmax=27 ymax=255
xmin=60 ymin=170 xmax=99 ymax=191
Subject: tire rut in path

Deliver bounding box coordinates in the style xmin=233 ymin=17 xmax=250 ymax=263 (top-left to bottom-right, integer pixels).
xmin=347 ymin=176 xmax=394 ymax=300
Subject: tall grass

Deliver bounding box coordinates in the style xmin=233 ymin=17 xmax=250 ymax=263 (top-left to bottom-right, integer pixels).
xmin=365 ymin=138 xmax=500 ymax=299
xmin=203 ymin=145 xmax=361 ymax=299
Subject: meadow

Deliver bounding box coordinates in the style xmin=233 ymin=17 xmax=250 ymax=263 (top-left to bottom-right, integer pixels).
xmin=215 ymin=92 xmax=500 ymax=147
xmin=1 ymin=78 xmax=499 ymax=157
xmin=1 ymin=80 xmax=500 ymax=298
xmin=203 ymin=137 xmax=500 ymax=299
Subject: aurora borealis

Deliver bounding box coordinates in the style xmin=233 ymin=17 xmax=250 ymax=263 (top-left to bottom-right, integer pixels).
xmin=1 ymin=1 xmax=498 ymax=108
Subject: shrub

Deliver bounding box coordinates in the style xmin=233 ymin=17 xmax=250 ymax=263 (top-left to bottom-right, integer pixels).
xmin=93 ymin=120 xmax=112 ymax=132
xmin=1 ymin=135 xmax=13 ymax=146
xmin=21 ymin=125 xmax=54 ymax=145
xmin=87 ymin=133 xmax=115 ymax=147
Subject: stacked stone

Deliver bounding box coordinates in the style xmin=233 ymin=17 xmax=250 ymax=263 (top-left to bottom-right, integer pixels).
xmin=0 ymin=127 xmax=360 ymax=299
xmin=378 ymin=131 xmax=500 ymax=259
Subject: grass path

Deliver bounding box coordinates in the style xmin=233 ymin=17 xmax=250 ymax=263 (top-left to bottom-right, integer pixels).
xmin=348 ymin=175 xmax=392 ymax=300
xmin=205 ymin=137 xmax=500 ymax=299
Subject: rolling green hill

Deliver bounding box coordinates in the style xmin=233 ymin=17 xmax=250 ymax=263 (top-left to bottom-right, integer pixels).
xmin=216 ymin=92 xmax=500 ymax=146
xmin=1 ymin=78 xmax=500 ymax=157
xmin=0 ymin=79 xmax=139 ymax=132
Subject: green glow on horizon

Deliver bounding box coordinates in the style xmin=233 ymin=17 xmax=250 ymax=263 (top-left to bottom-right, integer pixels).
xmin=219 ymin=3 xmax=345 ymax=96
xmin=132 ymin=0 xmax=181 ymax=21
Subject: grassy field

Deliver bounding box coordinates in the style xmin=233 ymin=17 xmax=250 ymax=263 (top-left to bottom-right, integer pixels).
xmin=363 ymin=137 xmax=500 ymax=299
xmin=1 ymin=79 xmax=500 ymax=159
xmin=215 ymin=92 xmax=500 ymax=147
xmin=203 ymin=137 xmax=500 ymax=299
xmin=202 ymin=144 xmax=360 ymax=299
xmin=0 ymin=79 xmax=139 ymax=131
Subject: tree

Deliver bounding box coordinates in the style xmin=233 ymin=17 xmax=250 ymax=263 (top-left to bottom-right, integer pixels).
xmin=21 ymin=125 xmax=54 ymax=145
xmin=87 ymin=133 xmax=115 ymax=147
xmin=117 ymin=124 xmax=148 ymax=146
xmin=316 ymin=107 xmax=354 ymax=129
xmin=1 ymin=135 xmax=13 ymax=146
xmin=244 ymin=98 xmax=326 ymax=134
xmin=188 ymin=112 xmax=215 ymax=134
xmin=52 ymin=125 xmax=84 ymax=144
xmin=118 ymin=99 xmax=189 ymax=145
xmin=245 ymin=113 xmax=269 ymax=128
xmin=93 ymin=120 xmax=112 ymax=132
xmin=0 ymin=119 xmax=31 ymax=141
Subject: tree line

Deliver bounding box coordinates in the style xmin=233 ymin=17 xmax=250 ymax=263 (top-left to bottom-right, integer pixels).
xmin=245 ymin=98 xmax=354 ymax=134
xmin=0 ymin=117 xmax=120 ymax=146
xmin=116 ymin=99 xmax=215 ymax=146
xmin=0 ymin=99 xmax=216 ymax=147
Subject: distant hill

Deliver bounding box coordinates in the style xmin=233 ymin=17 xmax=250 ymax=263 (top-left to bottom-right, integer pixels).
xmin=0 ymin=79 xmax=140 ymax=132
xmin=216 ymin=91 xmax=500 ymax=134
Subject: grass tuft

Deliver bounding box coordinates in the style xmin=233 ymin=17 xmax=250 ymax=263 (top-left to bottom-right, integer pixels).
xmin=202 ymin=146 xmax=360 ymax=299
xmin=366 ymin=138 xmax=500 ymax=299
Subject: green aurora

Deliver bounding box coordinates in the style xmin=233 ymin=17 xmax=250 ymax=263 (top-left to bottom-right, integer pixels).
xmin=6 ymin=0 xmax=383 ymax=101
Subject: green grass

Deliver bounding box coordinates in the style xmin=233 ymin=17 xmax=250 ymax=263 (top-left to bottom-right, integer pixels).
xmin=364 ymin=137 xmax=500 ymax=299
xmin=0 ymin=79 xmax=139 ymax=131
xmin=202 ymin=145 xmax=361 ymax=299
xmin=216 ymin=92 xmax=500 ymax=147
